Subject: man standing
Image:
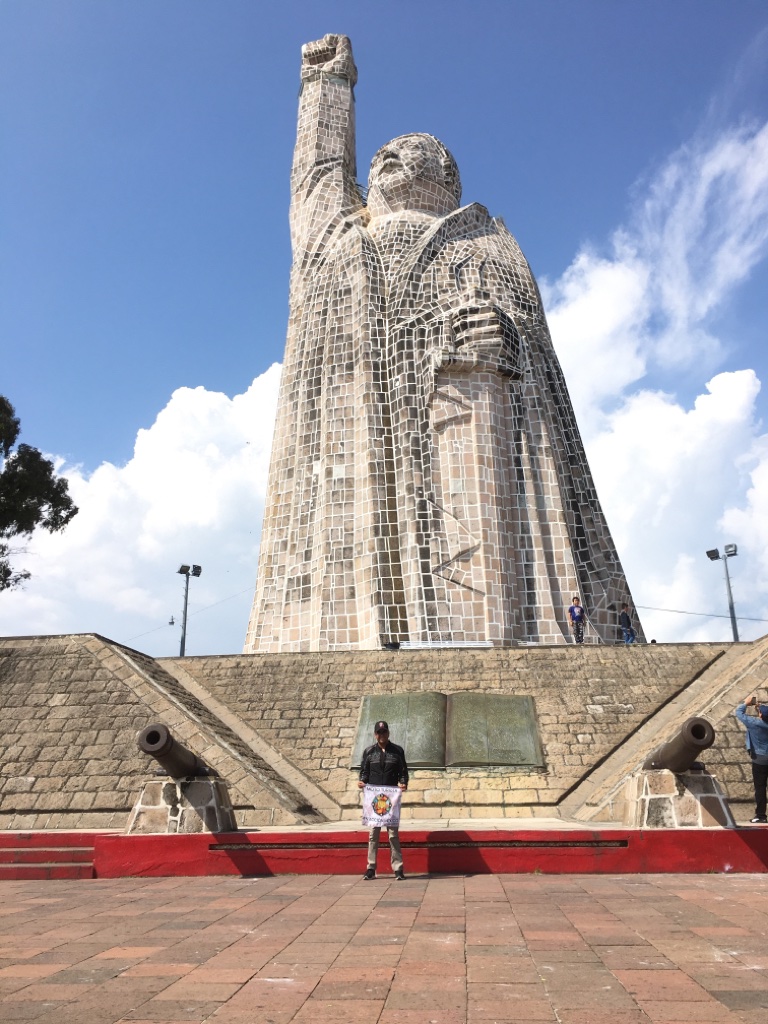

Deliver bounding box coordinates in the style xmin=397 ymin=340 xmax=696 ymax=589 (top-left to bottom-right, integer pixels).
xmin=734 ymin=695 xmax=768 ymax=823
xmin=568 ymin=597 xmax=586 ymax=644
xmin=619 ymin=603 xmax=636 ymax=644
xmin=358 ymin=720 xmax=409 ymax=879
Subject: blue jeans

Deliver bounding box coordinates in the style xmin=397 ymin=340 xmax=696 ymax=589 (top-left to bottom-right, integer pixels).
xmin=622 ymin=627 xmax=636 ymax=644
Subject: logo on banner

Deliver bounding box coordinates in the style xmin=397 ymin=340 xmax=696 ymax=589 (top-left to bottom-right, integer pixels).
xmin=372 ymin=792 xmax=392 ymax=816
xmin=362 ymin=784 xmax=402 ymax=827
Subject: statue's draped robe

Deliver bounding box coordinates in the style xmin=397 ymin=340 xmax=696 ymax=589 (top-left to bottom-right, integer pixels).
xmin=245 ymin=70 xmax=640 ymax=651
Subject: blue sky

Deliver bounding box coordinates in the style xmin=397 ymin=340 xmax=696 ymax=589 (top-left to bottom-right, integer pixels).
xmin=2 ymin=0 xmax=768 ymax=655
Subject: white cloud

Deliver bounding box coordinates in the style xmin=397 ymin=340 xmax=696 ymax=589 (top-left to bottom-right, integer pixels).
xmin=718 ymin=436 xmax=768 ymax=641
xmin=545 ymin=121 xmax=768 ymax=429
xmin=544 ymin=248 xmax=649 ymax=422
xmin=590 ymin=371 xmax=759 ymax=543
xmin=588 ymin=372 xmax=765 ymax=642
xmin=641 ymin=122 xmax=768 ymax=366
xmin=546 ymin=116 xmax=768 ymax=643
xmin=0 ymin=364 xmax=281 ymax=657
xmin=4 ymin=114 xmax=768 ymax=653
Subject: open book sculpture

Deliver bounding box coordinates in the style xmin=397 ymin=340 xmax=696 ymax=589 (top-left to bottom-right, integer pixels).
xmin=351 ymin=693 xmax=544 ymax=769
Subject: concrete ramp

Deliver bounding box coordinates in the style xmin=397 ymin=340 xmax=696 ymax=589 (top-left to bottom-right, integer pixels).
xmin=0 ymin=634 xmax=331 ymax=829
xmin=560 ymin=636 xmax=768 ymax=823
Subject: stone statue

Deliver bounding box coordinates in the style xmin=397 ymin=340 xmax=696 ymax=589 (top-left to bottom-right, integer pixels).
xmin=245 ymin=34 xmax=642 ymax=651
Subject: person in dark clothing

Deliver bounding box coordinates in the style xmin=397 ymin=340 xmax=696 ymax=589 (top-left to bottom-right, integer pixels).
xmin=734 ymin=695 xmax=768 ymax=823
xmin=619 ymin=602 xmax=636 ymax=644
xmin=358 ymin=720 xmax=409 ymax=879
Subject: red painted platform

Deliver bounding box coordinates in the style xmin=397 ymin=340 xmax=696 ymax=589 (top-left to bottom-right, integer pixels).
xmin=2 ymin=827 xmax=767 ymax=879
xmin=93 ymin=827 xmax=768 ymax=877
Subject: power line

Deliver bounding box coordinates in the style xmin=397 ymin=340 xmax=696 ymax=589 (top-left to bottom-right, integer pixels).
xmin=126 ymin=585 xmax=255 ymax=642
xmin=637 ymin=604 xmax=768 ymax=624
xmin=187 ymin=586 xmax=255 ymax=618
xmin=125 ymin=622 xmax=171 ymax=643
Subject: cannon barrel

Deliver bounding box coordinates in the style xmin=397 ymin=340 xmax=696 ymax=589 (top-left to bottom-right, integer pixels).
xmin=137 ymin=723 xmax=204 ymax=778
xmin=642 ymin=716 xmax=715 ymax=773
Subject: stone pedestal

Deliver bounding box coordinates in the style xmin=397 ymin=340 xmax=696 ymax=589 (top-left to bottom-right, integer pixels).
xmin=623 ymin=769 xmax=735 ymax=828
xmin=125 ymin=777 xmax=237 ymax=835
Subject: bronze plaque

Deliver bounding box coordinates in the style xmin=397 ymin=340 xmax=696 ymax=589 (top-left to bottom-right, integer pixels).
xmin=445 ymin=693 xmax=543 ymax=767
xmin=404 ymin=692 xmax=447 ymax=767
xmin=350 ymin=693 xmax=446 ymax=768
xmin=352 ymin=692 xmax=543 ymax=768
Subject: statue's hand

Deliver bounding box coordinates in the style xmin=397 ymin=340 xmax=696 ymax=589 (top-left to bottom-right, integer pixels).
xmin=301 ymin=34 xmax=357 ymax=85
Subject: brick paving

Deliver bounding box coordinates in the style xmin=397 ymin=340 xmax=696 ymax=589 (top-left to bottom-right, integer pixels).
xmin=0 ymin=874 xmax=766 ymax=1023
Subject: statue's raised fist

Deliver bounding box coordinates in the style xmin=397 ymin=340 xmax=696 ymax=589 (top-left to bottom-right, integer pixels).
xmin=301 ymin=34 xmax=357 ymax=85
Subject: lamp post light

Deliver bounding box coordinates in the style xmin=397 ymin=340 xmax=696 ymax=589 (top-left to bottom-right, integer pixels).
xmin=177 ymin=564 xmax=202 ymax=657
xmin=705 ymin=545 xmax=739 ymax=642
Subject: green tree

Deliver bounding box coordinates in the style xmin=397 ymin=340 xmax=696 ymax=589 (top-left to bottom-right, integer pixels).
xmin=0 ymin=396 xmax=78 ymax=590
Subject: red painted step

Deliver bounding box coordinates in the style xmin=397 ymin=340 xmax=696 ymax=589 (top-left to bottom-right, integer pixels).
xmin=0 ymin=833 xmax=97 ymax=880
xmin=0 ymin=862 xmax=94 ymax=880
xmin=0 ymin=846 xmax=94 ymax=865
xmin=0 ymin=831 xmax=104 ymax=848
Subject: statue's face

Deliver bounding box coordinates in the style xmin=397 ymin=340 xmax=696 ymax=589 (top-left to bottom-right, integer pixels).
xmin=367 ymin=134 xmax=459 ymax=217
xmin=369 ymin=135 xmax=443 ymax=194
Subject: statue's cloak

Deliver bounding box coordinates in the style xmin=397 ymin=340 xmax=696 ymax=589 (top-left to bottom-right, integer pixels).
xmin=249 ymin=202 xmax=637 ymax=649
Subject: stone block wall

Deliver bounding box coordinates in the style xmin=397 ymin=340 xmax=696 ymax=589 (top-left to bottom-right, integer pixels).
xmin=161 ymin=644 xmax=725 ymax=820
xmin=621 ymin=770 xmax=735 ymax=829
xmin=4 ymin=631 xmax=766 ymax=829
xmin=0 ymin=635 xmax=311 ymax=830
xmin=0 ymin=636 xmax=155 ymax=831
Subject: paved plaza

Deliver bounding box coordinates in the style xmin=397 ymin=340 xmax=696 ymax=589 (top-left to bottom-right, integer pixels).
xmin=0 ymin=873 xmax=767 ymax=1023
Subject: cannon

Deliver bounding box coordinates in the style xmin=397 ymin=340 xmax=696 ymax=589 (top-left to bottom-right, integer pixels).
xmin=642 ymin=717 xmax=715 ymax=773
xmin=136 ymin=723 xmax=207 ymax=778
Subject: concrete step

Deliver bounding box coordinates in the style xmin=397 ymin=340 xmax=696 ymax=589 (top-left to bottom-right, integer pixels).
xmin=0 ymin=846 xmax=94 ymax=865
xmin=0 ymin=834 xmax=96 ymax=879
xmin=0 ymin=831 xmax=104 ymax=848
xmin=0 ymin=861 xmax=94 ymax=880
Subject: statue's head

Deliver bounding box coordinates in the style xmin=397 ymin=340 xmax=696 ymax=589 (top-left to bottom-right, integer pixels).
xmin=367 ymin=134 xmax=461 ymax=218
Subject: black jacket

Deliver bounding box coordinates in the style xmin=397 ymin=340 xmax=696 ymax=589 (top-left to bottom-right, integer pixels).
xmin=359 ymin=741 xmax=409 ymax=787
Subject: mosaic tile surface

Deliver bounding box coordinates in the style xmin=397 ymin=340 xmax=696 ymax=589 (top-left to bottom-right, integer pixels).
xmin=246 ymin=34 xmax=641 ymax=652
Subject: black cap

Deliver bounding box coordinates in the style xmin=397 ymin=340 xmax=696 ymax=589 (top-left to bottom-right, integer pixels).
xmin=374 ymin=720 xmax=389 ymax=733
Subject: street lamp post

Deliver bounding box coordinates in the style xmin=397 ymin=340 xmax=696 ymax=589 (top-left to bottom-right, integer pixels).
xmin=705 ymin=545 xmax=739 ymax=642
xmin=177 ymin=564 xmax=202 ymax=657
